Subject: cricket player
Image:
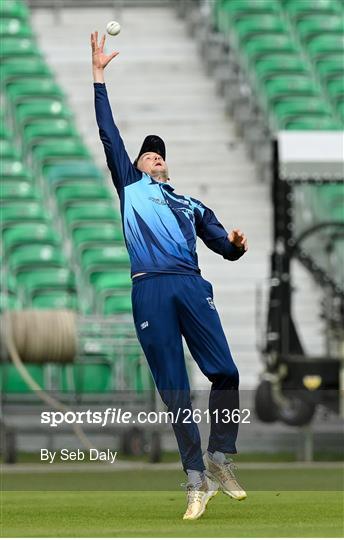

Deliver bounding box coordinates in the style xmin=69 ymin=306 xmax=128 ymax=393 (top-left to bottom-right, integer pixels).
xmin=91 ymin=31 xmax=248 ymax=520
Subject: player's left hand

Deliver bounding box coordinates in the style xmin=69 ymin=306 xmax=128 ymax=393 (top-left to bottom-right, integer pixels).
xmin=228 ymin=229 xmax=248 ymax=251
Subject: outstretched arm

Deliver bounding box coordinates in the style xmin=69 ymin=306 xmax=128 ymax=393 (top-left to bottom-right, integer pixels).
xmin=195 ymin=202 xmax=248 ymax=261
xmin=91 ymin=31 xmax=140 ymax=193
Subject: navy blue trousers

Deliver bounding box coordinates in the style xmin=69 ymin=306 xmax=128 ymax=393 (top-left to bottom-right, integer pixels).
xmin=131 ymin=273 xmax=239 ymax=472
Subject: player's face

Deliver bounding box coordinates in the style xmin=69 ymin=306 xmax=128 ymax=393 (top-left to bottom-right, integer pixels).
xmin=137 ymin=152 xmax=169 ymax=180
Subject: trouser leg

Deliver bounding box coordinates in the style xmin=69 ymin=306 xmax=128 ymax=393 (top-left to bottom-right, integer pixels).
xmin=177 ymin=275 xmax=240 ymax=454
xmin=131 ymin=275 xmax=205 ymax=472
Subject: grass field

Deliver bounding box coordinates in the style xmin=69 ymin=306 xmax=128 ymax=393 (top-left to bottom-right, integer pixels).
xmin=2 ymin=469 xmax=343 ymax=537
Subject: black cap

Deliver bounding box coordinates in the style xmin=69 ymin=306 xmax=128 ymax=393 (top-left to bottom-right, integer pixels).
xmin=134 ymin=135 xmax=166 ymax=167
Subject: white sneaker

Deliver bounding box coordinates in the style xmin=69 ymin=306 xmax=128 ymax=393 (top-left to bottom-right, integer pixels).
xmin=182 ymin=477 xmax=219 ymax=520
xmin=203 ymin=452 xmax=247 ymax=501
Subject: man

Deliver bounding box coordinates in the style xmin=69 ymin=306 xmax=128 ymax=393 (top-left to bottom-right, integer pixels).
xmin=91 ymin=31 xmax=248 ymax=520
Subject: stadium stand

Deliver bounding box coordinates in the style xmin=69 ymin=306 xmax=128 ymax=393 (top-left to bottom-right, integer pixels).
xmin=200 ymin=0 xmax=343 ymax=295
xmin=0 ymin=0 xmax=151 ymax=405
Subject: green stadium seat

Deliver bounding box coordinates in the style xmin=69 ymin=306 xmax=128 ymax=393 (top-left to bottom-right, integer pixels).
xmin=254 ymin=55 xmax=311 ymax=81
xmin=103 ymin=294 xmax=132 ymax=315
xmin=232 ymin=14 xmax=287 ymax=43
xmin=0 ymin=18 xmax=33 ymax=38
xmin=1 ymin=201 xmax=49 ymax=228
xmin=31 ymin=139 xmax=90 ymax=169
xmin=5 ymin=79 xmax=65 ymax=107
xmin=296 ymin=15 xmax=344 ymax=43
xmin=0 ymin=139 xmax=21 ymax=159
xmin=0 ymin=0 xmax=30 ymax=20
xmin=72 ymin=223 xmax=124 ymax=253
xmin=55 ymin=183 xmax=112 ymax=210
xmin=284 ymin=0 xmax=342 ymax=20
xmin=283 ymin=115 xmax=341 ymax=130
xmin=3 ymin=223 xmax=61 ymax=255
xmin=242 ymin=34 xmax=299 ymax=63
xmin=15 ymin=268 xmax=76 ymax=298
xmin=306 ymin=34 xmax=344 ymax=59
xmin=64 ymin=364 xmax=114 ymax=394
xmin=315 ymin=54 xmax=344 ymax=82
xmin=0 ymin=37 xmax=41 ymax=60
xmin=64 ymin=203 xmax=120 ymax=230
xmin=1 ymin=365 xmax=44 ymax=394
xmin=8 ymin=244 xmax=67 ymax=275
xmin=1 ymin=181 xmax=40 ymax=202
xmin=45 ymin=161 xmax=104 ymax=184
xmin=15 ymin=100 xmax=73 ymax=128
xmin=23 ymin=119 xmax=78 ymax=154
xmin=0 ymin=58 xmax=53 ymax=88
xmin=92 ymin=272 xmax=132 ymax=312
xmin=0 ymin=159 xmax=33 ymax=182
xmin=272 ymin=96 xmax=334 ymax=126
xmin=31 ymin=290 xmax=78 ymax=310
xmin=262 ymin=74 xmax=321 ymax=104
xmin=81 ymin=246 xmax=130 ymax=280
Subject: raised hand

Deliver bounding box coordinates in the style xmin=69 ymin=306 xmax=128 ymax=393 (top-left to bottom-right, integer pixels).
xmin=228 ymin=229 xmax=248 ymax=251
xmin=91 ymin=31 xmax=119 ymax=70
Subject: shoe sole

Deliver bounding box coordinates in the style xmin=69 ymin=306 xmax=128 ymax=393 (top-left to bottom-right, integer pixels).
xmin=206 ymin=471 xmax=247 ymax=501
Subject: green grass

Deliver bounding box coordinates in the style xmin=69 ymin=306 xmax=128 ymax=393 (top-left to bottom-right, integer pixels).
xmin=2 ymin=490 xmax=343 ymax=537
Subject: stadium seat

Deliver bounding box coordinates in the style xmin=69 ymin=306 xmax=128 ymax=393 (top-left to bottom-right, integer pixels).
xmin=3 ymin=223 xmax=61 ymax=255
xmin=72 ymin=223 xmax=125 ymax=254
xmin=8 ymin=244 xmax=67 ymax=276
xmin=64 ymin=203 xmax=121 ymax=230
xmin=283 ymin=116 xmax=341 ymax=130
xmin=92 ymin=272 xmax=132 ymax=312
xmin=103 ymin=294 xmax=132 ymax=315
xmin=295 ymin=15 xmax=344 ymax=43
xmin=0 ymin=18 xmax=33 ymax=38
xmin=0 ymin=37 xmax=42 ymax=60
xmin=232 ymin=14 xmax=287 ymax=44
xmin=31 ymin=139 xmax=90 ymax=173
xmin=242 ymin=34 xmax=300 ymax=63
xmin=31 ymin=290 xmax=79 ymax=310
xmin=0 ymin=159 xmax=33 ymax=182
xmin=0 ymin=0 xmax=30 ymax=21
xmin=81 ymin=246 xmax=130 ymax=280
xmin=272 ymin=96 xmax=334 ymax=126
xmin=306 ymin=34 xmax=344 ymax=60
xmin=315 ymin=54 xmax=344 ymax=83
xmin=0 ymin=58 xmax=53 ymax=88
xmin=23 ymin=119 xmax=78 ymax=152
xmin=15 ymin=99 xmax=73 ymax=128
xmin=54 ymin=184 xmax=112 ymax=210
xmin=65 ymin=364 xmax=114 ymax=394
xmin=45 ymin=161 xmax=104 ymax=185
xmin=15 ymin=268 xmax=76 ymax=299
xmin=1 ymin=201 xmax=49 ymax=229
xmin=1 ymin=181 xmax=41 ymax=202
xmin=283 ymin=0 xmax=342 ymax=20
xmin=1 ymin=365 xmax=44 ymax=394
xmin=5 ymin=79 xmax=65 ymax=107
xmin=261 ymin=75 xmax=322 ymax=104
xmin=0 ymin=139 xmax=21 ymax=159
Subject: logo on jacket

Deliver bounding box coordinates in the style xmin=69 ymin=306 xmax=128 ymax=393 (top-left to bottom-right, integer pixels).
xmin=206 ymin=297 xmax=216 ymax=310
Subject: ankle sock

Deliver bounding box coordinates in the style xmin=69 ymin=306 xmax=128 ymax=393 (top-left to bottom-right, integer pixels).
xmin=186 ymin=469 xmax=205 ymax=489
xmin=208 ymin=450 xmax=226 ymax=464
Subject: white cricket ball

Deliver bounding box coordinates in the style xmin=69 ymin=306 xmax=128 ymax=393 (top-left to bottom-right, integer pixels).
xmin=106 ymin=21 xmax=121 ymax=36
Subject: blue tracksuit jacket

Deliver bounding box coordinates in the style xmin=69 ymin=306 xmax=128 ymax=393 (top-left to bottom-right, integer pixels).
xmin=94 ymin=82 xmax=245 ymax=277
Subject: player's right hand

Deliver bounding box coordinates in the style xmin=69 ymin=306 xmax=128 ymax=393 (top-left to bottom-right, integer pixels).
xmin=91 ymin=31 xmax=119 ymax=70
